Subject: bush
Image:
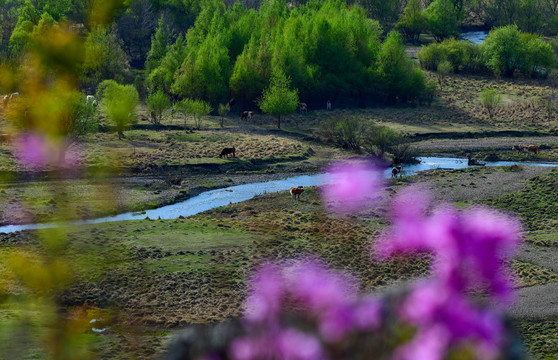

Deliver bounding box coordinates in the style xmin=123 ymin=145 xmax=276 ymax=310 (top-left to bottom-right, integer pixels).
xmin=417 ymin=39 xmax=486 ymax=74
xmin=317 ymin=117 xmax=365 ymax=150
xmin=146 ymin=90 xmax=170 ymax=125
xmin=174 ymin=98 xmax=212 ymax=130
xmin=362 ymin=125 xmax=404 ymax=156
xmin=482 ymin=25 xmax=554 ymax=78
xmin=99 ymin=80 xmax=139 ymax=139
xmin=479 ymin=88 xmax=503 ymax=120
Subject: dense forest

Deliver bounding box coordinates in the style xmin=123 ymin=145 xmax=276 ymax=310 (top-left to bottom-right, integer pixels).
xmin=1 ymin=0 xmax=557 ymax=110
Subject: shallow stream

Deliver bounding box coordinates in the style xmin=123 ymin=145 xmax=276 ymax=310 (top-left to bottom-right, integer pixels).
xmin=0 ymin=157 xmax=557 ymax=234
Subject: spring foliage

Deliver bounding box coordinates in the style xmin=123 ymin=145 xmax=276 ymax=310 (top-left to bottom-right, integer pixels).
xmin=147 ymin=0 xmax=427 ymax=108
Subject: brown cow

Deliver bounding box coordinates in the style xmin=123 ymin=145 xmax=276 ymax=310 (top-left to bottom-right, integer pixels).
xmin=290 ymin=186 xmax=304 ymax=200
xmin=391 ymin=166 xmax=402 ymax=178
xmin=514 ymin=144 xmax=538 ymax=154
xmin=240 ymin=111 xmax=254 ymax=121
xmin=219 ymin=147 xmax=236 ymax=159
xmin=0 ymin=133 xmax=12 ymax=144
xmin=299 ymin=103 xmax=307 ymax=114
xmin=522 ymin=144 xmax=538 ymax=154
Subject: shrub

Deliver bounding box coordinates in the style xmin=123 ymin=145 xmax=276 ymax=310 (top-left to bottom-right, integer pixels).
xmin=479 ymin=88 xmax=503 ymax=120
xmin=217 ymin=103 xmax=229 ymax=128
xmin=482 ymin=25 xmax=554 ymax=78
xmin=146 ymin=90 xmax=170 ymax=125
xmin=436 ymin=60 xmax=453 ymax=86
xmin=419 ymin=79 xmax=438 ymax=106
xmin=100 ymin=80 xmax=139 ymax=139
xmin=362 ymin=125 xmax=403 ymax=156
xmin=174 ymin=98 xmax=212 ymax=130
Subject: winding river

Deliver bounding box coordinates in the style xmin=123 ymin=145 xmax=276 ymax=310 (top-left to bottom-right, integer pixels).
xmin=1 ymin=157 xmax=557 ymax=234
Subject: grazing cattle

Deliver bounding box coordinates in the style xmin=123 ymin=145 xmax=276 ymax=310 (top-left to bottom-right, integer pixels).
xmin=391 ymin=166 xmax=403 ymax=178
xmin=290 ymin=186 xmax=304 ymax=200
xmin=240 ymin=111 xmax=254 ymax=121
xmin=523 ymin=144 xmax=538 ymax=154
xmin=219 ymin=147 xmax=236 ymax=159
xmin=514 ymin=144 xmax=538 ymax=154
xmin=299 ymin=103 xmax=307 ymax=114
xmin=0 ymin=133 xmax=12 ymax=144
xmin=513 ymin=144 xmax=524 ymax=154
xmin=86 ymin=95 xmax=98 ymax=107
xmin=228 ymin=98 xmax=236 ymax=109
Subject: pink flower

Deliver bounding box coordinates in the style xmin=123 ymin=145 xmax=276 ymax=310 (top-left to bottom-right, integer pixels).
xmin=244 ymin=263 xmax=284 ymax=324
xmin=277 ymin=329 xmax=324 ymax=360
xmin=322 ymin=161 xmax=384 ymax=215
xmin=284 ymin=260 xmax=356 ymax=313
xmin=14 ymin=133 xmax=50 ymax=169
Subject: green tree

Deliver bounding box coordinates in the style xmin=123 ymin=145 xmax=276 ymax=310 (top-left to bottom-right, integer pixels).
xmin=145 ymin=15 xmax=169 ymax=71
xmin=481 ymin=25 xmax=523 ymax=77
xmin=479 ymin=88 xmax=503 ymax=120
xmin=378 ymin=31 xmax=425 ymax=103
xmin=174 ymin=98 xmax=212 ymax=130
xmin=100 ymin=80 xmax=139 ymax=139
xmin=258 ymin=67 xmax=299 ymax=129
xmin=82 ymin=26 xmax=129 ymax=87
xmin=425 ymin=0 xmax=461 ymax=42
xmin=396 ymin=0 xmax=428 ymax=43
xmin=218 ymin=102 xmax=229 ymax=128
xmin=146 ymin=89 xmax=170 ymax=125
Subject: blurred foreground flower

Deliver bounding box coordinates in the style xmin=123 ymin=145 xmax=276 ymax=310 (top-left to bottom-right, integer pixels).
xmin=14 ymin=132 xmax=82 ymax=170
xmin=322 ymin=161 xmax=384 ymax=215
xmin=232 ymin=260 xmax=383 ymax=360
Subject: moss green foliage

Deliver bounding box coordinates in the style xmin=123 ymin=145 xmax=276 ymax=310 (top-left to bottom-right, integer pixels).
xmin=479 ymin=88 xmax=503 ymax=119
xmin=146 ymin=89 xmax=170 ymax=125
xmin=482 ymin=25 xmax=554 ymax=78
xmin=258 ymin=67 xmax=299 ymax=129
xmin=99 ymin=80 xmax=139 ymax=138
xmin=396 ymin=0 xmax=427 ymax=43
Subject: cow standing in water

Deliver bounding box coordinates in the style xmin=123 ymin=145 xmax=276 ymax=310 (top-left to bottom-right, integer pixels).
xmin=219 ymin=147 xmax=236 ymax=159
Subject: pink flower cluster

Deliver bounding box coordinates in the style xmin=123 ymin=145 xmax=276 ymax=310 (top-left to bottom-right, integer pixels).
xmin=374 ymin=187 xmax=521 ymax=360
xmin=13 ymin=132 xmax=81 ymax=170
xmin=216 ymin=161 xmax=522 ymax=360
xmin=322 ymin=161 xmax=384 ymax=215
xmin=231 ymin=261 xmax=383 ymax=360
